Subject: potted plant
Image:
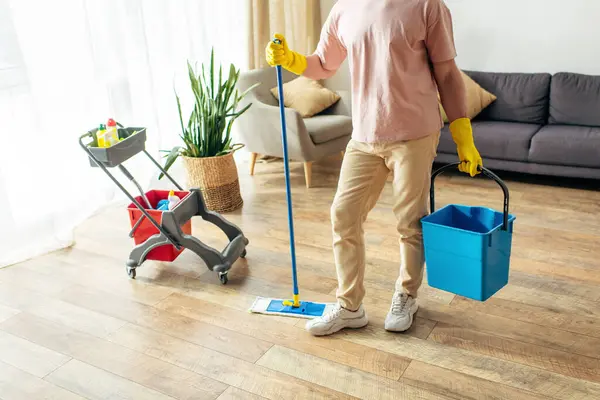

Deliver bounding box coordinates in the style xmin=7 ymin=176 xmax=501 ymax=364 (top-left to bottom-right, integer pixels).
xmin=161 ymin=49 xmax=258 ymax=213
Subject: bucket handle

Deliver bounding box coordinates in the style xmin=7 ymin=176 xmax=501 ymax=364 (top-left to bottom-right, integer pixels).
xmin=430 ymin=162 xmax=510 ymax=231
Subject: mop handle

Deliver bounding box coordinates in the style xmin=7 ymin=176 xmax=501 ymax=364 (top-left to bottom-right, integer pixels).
xmin=275 ymin=58 xmax=300 ymax=301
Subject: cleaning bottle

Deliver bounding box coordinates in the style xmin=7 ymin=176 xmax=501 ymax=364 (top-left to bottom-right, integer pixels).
xmin=96 ymin=123 xmax=107 ymax=147
xmin=167 ymin=190 xmax=180 ymax=210
xmin=105 ymin=118 xmax=119 ymax=147
xmin=157 ymin=191 xmax=181 ymax=211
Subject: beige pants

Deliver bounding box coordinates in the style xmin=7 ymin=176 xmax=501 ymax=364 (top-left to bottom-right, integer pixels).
xmin=331 ymin=132 xmax=440 ymax=311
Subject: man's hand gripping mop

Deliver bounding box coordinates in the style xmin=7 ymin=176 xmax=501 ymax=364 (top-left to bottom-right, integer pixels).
xmin=250 ymin=40 xmax=335 ymax=319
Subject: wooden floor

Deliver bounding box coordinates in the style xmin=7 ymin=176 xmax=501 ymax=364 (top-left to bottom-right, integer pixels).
xmin=1 ymin=156 xmax=600 ymax=400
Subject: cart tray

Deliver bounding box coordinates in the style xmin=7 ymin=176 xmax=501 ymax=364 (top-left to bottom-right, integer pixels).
xmin=88 ymin=127 xmax=146 ymax=168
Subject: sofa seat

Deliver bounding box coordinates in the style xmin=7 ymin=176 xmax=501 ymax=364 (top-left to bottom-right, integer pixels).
xmin=439 ymin=121 xmax=542 ymax=162
xmin=304 ymin=114 xmax=353 ymax=144
xmin=529 ymin=125 xmax=600 ymax=168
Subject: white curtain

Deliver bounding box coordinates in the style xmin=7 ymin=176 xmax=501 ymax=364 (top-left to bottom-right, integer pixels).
xmin=0 ymin=0 xmax=249 ymax=267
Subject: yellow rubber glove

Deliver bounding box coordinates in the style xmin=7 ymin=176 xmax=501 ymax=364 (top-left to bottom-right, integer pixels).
xmin=265 ymin=33 xmax=307 ymax=75
xmin=449 ymin=117 xmax=483 ymax=177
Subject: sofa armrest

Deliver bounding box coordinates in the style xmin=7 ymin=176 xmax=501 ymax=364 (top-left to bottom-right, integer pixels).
xmin=325 ymin=90 xmax=352 ymax=118
xmin=235 ymin=100 xmax=316 ymax=160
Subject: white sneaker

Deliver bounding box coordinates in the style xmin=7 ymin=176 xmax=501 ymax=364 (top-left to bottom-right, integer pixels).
xmin=305 ymin=304 xmax=368 ymax=336
xmin=385 ymin=292 xmax=418 ymax=332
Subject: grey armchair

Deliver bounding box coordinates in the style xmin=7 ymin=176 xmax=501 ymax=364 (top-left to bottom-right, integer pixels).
xmin=235 ymin=67 xmax=353 ymax=188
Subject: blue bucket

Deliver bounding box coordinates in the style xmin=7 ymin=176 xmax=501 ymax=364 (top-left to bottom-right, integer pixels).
xmin=421 ymin=163 xmax=516 ymax=301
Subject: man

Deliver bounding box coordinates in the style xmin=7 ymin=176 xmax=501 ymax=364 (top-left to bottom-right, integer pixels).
xmin=266 ymin=0 xmax=482 ymax=336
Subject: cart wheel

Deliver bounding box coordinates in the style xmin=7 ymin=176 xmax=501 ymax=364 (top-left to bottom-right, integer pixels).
xmin=240 ymin=249 xmax=247 ymax=259
xmin=127 ymin=267 xmax=136 ymax=279
xmin=219 ymin=272 xmax=228 ymax=285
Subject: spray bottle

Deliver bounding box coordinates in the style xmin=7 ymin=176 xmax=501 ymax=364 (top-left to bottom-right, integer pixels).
xmin=105 ymin=118 xmax=119 ymax=147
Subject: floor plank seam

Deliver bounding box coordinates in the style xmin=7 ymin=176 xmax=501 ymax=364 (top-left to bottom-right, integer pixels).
xmin=0 ymin=317 xmax=178 ymax=398
xmin=103 ymin=327 xmax=278 ymax=396
xmin=254 ymin=343 xmax=276 ymax=365
xmin=114 ymin=320 xmax=269 ymax=365
xmin=424 ymin=321 xmax=438 ymax=341
xmin=55 ymin=285 xmax=274 ymax=364
xmin=403 ymin=360 xmax=566 ymax=400
xmin=0 ymin=312 xmax=271 ymax=397
xmin=149 ymin=290 xmax=179 ymax=307
xmin=464 ymin=306 xmax=600 ymax=341
xmin=424 ymin=327 xmax=600 ymax=387
xmin=255 ymin=344 xmax=405 ymax=400
xmin=214 ymin=385 xmax=231 ymax=399
xmin=505 ymin=281 xmax=600 ymax=308
xmin=47 ymin=357 xmax=182 ymax=400
xmin=40 ymin=356 xmax=74 ymax=380
xmin=471 ymin=323 xmax=599 ymax=361
xmin=396 ymin=359 xmax=414 ymax=381
xmin=425 ymin=320 xmax=600 ymax=369
xmin=40 ymin=373 xmax=93 ymax=400
xmin=420 ymin=303 xmax=600 ymax=358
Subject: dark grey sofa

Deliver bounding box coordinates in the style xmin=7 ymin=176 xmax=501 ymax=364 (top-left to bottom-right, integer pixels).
xmin=435 ymin=71 xmax=600 ymax=180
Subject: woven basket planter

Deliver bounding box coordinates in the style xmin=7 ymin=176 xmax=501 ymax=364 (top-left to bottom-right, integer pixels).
xmin=182 ymin=153 xmax=243 ymax=213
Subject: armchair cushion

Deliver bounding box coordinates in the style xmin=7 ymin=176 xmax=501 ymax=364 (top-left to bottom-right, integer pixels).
xmin=304 ymin=115 xmax=353 ymax=144
xmin=271 ymin=76 xmax=341 ymax=118
xmin=321 ymin=90 xmax=352 ymax=117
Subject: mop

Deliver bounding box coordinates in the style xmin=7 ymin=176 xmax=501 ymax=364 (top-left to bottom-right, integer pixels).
xmin=249 ymin=50 xmax=335 ymax=319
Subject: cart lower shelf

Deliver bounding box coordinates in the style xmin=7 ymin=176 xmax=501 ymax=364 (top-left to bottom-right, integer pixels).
xmin=125 ymin=189 xmax=249 ymax=284
xmin=126 ymin=249 xmax=247 ymax=282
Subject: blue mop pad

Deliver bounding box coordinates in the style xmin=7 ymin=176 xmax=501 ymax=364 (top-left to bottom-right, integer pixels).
xmin=250 ymin=297 xmax=336 ymax=319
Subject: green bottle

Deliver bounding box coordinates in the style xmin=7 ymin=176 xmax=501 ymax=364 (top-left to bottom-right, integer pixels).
xmin=97 ymin=123 xmax=107 ymax=147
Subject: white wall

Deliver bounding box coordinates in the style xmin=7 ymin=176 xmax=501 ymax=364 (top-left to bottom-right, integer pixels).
xmin=320 ymin=0 xmax=600 ymax=91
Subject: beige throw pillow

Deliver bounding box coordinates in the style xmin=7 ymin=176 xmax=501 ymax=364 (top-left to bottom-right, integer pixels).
xmin=439 ymin=71 xmax=497 ymax=122
xmin=271 ymin=76 xmax=341 ymax=118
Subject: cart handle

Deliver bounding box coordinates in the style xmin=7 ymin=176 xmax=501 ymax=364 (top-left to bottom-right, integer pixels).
xmin=430 ymin=162 xmax=510 ymax=231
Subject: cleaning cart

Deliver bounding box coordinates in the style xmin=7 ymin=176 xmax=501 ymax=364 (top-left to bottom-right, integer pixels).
xmin=421 ymin=162 xmax=516 ymax=301
xmin=79 ymin=123 xmax=248 ymax=283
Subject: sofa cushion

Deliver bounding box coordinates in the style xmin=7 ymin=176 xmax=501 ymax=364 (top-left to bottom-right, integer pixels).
xmin=464 ymin=71 xmax=551 ymax=124
xmin=439 ymin=121 xmax=542 ymax=162
xmin=529 ymin=125 xmax=600 ymax=168
xmin=439 ymin=71 xmax=497 ymax=122
xmin=549 ymin=72 xmax=600 ymax=127
xmin=304 ymin=115 xmax=353 ymax=144
xmin=271 ymin=76 xmax=340 ymax=118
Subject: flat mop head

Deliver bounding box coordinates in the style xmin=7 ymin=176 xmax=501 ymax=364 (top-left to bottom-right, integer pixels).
xmin=250 ymin=297 xmax=336 ymax=319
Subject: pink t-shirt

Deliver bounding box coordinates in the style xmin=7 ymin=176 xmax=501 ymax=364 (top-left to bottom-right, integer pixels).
xmin=312 ymin=0 xmax=457 ymax=143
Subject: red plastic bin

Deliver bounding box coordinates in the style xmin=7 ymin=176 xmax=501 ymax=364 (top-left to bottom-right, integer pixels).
xmin=127 ymin=190 xmax=191 ymax=262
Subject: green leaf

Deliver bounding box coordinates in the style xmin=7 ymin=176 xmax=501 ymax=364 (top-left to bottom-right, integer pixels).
xmin=237 ymin=82 xmax=261 ymax=101
xmin=227 ymin=102 xmax=252 ymax=119
xmin=159 ymin=146 xmax=182 ymax=180
xmin=175 ymin=91 xmax=186 ymax=137
xmin=210 ymin=47 xmax=215 ymax=98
